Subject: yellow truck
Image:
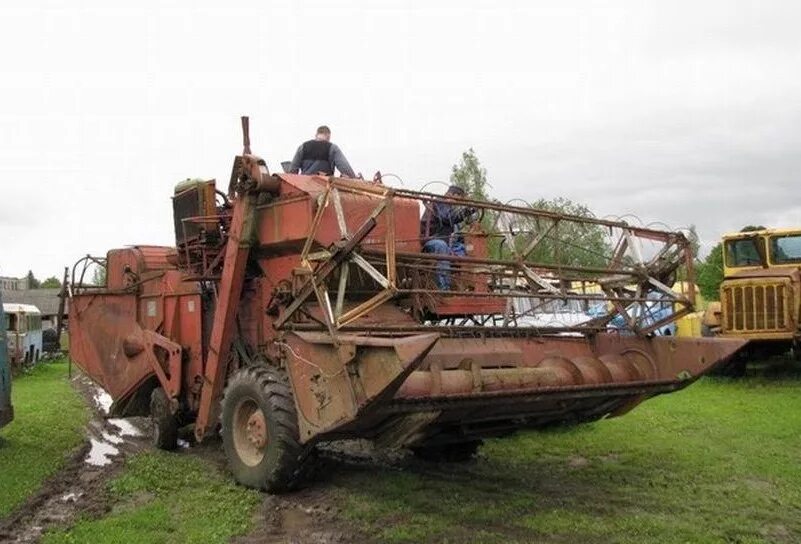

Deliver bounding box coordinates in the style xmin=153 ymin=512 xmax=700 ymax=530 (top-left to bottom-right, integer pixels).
xmin=704 ymin=227 xmax=801 ymax=374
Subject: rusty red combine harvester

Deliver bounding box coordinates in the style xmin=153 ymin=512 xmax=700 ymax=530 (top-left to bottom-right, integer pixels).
xmin=69 ymin=118 xmax=745 ymax=491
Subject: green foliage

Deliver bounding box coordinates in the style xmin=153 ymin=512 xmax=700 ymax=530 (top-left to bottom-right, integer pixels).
xmin=43 ymin=451 xmax=261 ymax=544
xmin=449 ymin=148 xmax=489 ymax=202
xmin=523 ymin=197 xmax=612 ymax=268
xmin=741 ymin=225 xmax=767 ymax=232
xmin=40 ymin=277 xmax=61 ymax=289
xmin=25 ymin=270 xmax=40 ymax=289
xmin=337 ymin=366 xmax=801 ymax=543
xmin=91 ymin=266 xmax=107 ymax=287
xmin=447 ymin=151 xmax=610 ymax=268
xmin=0 ymin=360 xmax=89 ymax=516
xmin=697 ymin=242 xmax=724 ymax=301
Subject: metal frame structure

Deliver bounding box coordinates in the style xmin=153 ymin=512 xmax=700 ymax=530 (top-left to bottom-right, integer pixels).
xmin=262 ymin=178 xmax=696 ymax=338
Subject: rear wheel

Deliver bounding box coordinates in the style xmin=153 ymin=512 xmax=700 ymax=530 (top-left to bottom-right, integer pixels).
xmin=412 ymin=440 xmax=482 ymax=462
xmin=151 ymin=388 xmax=179 ymax=450
xmin=221 ymin=365 xmax=304 ymax=492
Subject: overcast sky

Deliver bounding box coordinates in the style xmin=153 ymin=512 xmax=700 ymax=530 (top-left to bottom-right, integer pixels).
xmin=2 ymin=1 xmax=800 ymax=279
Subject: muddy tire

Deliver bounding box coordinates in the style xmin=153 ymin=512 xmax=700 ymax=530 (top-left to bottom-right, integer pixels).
xmin=150 ymin=388 xmax=179 ymax=451
xmin=221 ymin=365 xmax=304 ymax=493
xmin=412 ymin=440 xmax=482 ymax=462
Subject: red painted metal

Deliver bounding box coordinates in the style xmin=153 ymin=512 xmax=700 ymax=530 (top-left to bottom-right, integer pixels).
xmin=194 ymin=193 xmax=254 ymax=441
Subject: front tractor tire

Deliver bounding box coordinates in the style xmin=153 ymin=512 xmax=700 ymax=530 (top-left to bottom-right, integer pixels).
xmin=151 ymin=388 xmax=179 ymax=451
xmin=221 ymin=366 xmax=304 ymax=493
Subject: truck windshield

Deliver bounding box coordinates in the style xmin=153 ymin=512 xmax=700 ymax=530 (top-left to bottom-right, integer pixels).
xmin=725 ymin=238 xmax=763 ymax=267
xmin=770 ymin=234 xmax=801 ymax=264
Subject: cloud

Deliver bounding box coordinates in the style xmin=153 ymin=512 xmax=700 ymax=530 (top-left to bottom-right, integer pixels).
xmin=0 ymin=1 xmax=799 ymax=275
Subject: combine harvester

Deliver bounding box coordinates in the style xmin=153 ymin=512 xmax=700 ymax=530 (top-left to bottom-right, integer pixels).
xmin=69 ymin=118 xmax=745 ymax=491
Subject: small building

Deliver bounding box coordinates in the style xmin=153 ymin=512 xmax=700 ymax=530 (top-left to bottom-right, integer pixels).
xmin=0 ymin=276 xmax=29 ymax=291
xmin=1 ymin=288 xmax=67 ymax=330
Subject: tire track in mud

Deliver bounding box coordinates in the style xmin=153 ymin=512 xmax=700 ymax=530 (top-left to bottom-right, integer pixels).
xmin=0 ymin=373 xmax=454 ymax=544
xmin=0 ymin=374 xmax=151 ymax=544
xmin=230 ymin=441 xmax=451 ymax=544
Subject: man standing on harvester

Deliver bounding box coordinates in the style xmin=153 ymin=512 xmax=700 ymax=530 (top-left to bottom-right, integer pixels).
xmin=420 ymin=185 xmax=478 ymax=290
xmin=289 ymin=125 xmax=356 ymax=177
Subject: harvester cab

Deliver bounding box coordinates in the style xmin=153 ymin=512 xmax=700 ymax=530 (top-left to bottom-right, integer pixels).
xmin=69 ymin=118 xmax=747 ymax=492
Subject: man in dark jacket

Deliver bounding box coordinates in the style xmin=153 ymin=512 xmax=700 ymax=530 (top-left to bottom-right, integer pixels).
xmin=289 ymin=125 xmax=356 ymax=177
xmin=420 ymin=185 xmax=477 ymax=289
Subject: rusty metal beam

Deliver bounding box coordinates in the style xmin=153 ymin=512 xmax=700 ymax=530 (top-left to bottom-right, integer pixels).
xmin=194 ymin=194 xmax=254 ymax=442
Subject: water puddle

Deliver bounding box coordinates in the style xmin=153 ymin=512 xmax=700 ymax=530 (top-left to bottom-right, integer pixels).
xmin=85 ymin=438 xmax=119 ymax=467
xmin=60 ymin=492 xmax=81 ymax=503
xmin=108 ymin=418 xmax=142 ymax=438
xmin=101 ymin=431 xmax=124 ymax=445
xmin=92 ymin=388 xmax=113 ymax=415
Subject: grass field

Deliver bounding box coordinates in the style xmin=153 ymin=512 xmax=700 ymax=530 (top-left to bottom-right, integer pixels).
xmin=42 ymin=451 xmax=261 ymax=544
xmin=0 ymin=361 xmax=89 ymax=516
xmin=7 ymin=359 xmax=801 ymax=543
xmin=333 ymin=362 xmax=801 ymax=543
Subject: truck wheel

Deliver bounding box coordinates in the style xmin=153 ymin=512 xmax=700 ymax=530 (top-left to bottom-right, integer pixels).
xmin=221 ymin=366 xmax=304 ymax=492
xmin=151 ymin=388 xmax=179 ymax=451
xmin=412 ymin=440 xmax=482 ymax=462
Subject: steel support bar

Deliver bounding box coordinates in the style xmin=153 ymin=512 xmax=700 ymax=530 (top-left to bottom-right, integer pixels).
xmin=362 ymin=248 xmax=643 ymax=278
xmin=274 ymin=215 xmax=381 ymax=330
xmin=195 ymin=194 xmax=254 ymax=442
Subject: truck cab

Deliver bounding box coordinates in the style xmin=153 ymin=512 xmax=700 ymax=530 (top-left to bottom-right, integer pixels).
xmin=0 ymin=291 xmax=14 ymax=429
xmin=713 ymin=228 xmax=801 ymax=353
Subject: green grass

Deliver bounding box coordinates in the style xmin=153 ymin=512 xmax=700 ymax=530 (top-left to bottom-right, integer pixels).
xmin=335 ymin=366 xmax=801 ymax=543
xmin=11 ymin=359 xmax=801 ymax=543
xmin=42 ymin=451 xmax=261 ymax=544
xmin=0 ymin=360 xmax=89 ymax=517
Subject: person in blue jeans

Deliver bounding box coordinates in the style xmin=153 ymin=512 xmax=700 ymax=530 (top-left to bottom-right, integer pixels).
xmin=420 ymin=185 xmax=478 ymax=290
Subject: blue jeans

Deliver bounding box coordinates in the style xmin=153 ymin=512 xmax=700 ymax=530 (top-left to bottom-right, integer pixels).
xmin=423 ymin=239 xmax=456 ymax=290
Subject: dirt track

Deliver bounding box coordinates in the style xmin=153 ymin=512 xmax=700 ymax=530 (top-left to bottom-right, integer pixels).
xmin=0 ymin=374 xmax=369 ymax=544
xmin=0 ymin=374 xmax=151 ymax=543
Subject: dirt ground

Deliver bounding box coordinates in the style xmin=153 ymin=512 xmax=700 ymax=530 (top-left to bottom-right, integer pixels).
xmin=0 ymin=373 xmax=152 ymax=543
xmin=0 ymin=373 xmax=369 ymax=544
xmin=195 ymin=436 xmax=386 ymax=543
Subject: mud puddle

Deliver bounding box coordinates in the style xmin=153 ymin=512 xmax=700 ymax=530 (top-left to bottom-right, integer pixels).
xmin=0 ymin=373 xmax=150 ymax=544
xmin=0 ymin=375 xmax=402 ymax=543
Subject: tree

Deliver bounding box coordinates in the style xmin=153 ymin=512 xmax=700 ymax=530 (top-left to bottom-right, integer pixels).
xmin=26 ymin=270 xmax=40 ymax=289
xmin=696 ymin=242 xmax=723 ymax=301
xmin=91 ymin=266 xmax=107 ymax=286
xmin=447 ymin=151 xmax=610 ymax=268
xmin=40 ymin=276 xmax=61 ymax=288
xmin=523 ymin=197 xmax=612 ymax=268
xmin=450 ymin=148 xmax=490 ymax=201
